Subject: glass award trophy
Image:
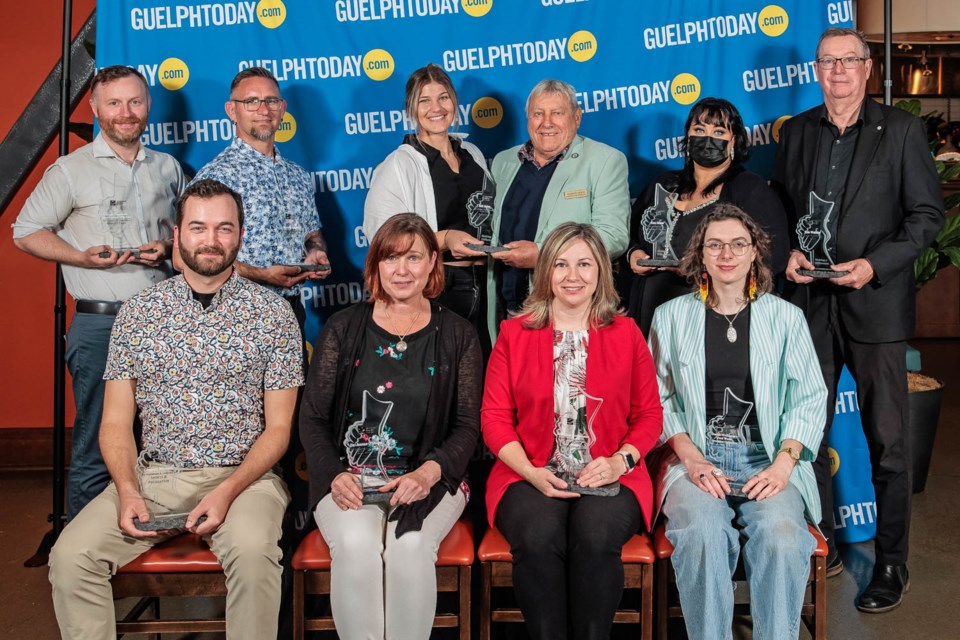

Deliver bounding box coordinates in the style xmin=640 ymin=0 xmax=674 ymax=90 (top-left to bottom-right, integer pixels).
xmin=704 ymin=388 xmax=755 ymax=497
xmin=99 ymin=176 xmax=145 ymax=255
xmin=635 ymin=184 xmax=681 ymax=267
xmin=344 ymin=390 xmax=397 ymax=504
xmin=549 ymin=390 xmax=620 ymax=497
xmin=796 ymin=192 xmax=848 ymax=278
xmin=467 ymin=174 xmax=496 ymax=244
xmin=133 ymin=453 xmax=202 ymax=530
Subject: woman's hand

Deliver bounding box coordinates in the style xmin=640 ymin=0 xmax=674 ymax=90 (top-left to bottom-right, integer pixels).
xmin=743 ymin=458 xmax=793 ymax=501
xmin=384 ymin=461 xmax=442 ymax=506
xmin=330 ymin=472 xmax=363 ymax=511
xmin=577 ymin=456 xmax=624 ymax=488
xmin=523 ymin=467 xmax=580 ymax=499
xmin=629 ymin=249 xmax=658 ymax=275
xmin=686 ymin=458 xmax=731 ymax=499
xmin=440 ymin=229 xmax=486 ymax=259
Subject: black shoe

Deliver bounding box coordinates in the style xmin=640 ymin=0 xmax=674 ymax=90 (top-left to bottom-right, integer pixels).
xmin=826 ymin=547 xmax=844 ymax=578
xmin=857 ymin=564 xmax=910 ymax=613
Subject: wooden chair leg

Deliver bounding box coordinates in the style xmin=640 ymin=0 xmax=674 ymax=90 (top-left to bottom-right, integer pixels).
xmin=813 ymin=556 xmax=826 ymax=640
xmin=480 ymin=561 xmax=492 ymax=640
xmin=459 ymin=564 xmax=471 ymax=640
xmin=292 ymin=568 xmax=305 ymax=640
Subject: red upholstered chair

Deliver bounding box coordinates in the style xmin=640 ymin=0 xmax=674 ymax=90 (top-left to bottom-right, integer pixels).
xmin=653 ymin=521 xmax=827 ymax=640
xmin=291 ymin=518 xmax=474 ymax=640
xmin=478 ymin=526 xmax=655 ymax=640
xmin=111 ymin=533 xmax=227 ymax=636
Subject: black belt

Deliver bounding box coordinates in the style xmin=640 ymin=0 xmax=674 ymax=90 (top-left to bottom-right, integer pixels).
xmin=76 ymin=300 xmax=123 ymax=315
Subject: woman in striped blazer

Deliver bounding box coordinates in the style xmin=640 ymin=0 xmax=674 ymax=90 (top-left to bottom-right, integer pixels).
xmin=648 ymin=204 xmax=827 ymax=640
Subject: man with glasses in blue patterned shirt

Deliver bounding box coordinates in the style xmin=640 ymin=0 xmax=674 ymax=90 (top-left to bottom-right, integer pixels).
xmin=193 ymin=67 xmax=330 ymax=330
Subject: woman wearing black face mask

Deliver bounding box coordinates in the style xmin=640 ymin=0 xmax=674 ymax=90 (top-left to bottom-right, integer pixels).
xmin=623 ymin=97 xmax=789 ymax=336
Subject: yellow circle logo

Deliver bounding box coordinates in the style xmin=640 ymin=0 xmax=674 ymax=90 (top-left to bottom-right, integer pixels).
xmin=829 ymin=447 xmax=840 ymax=476
xmin=772 ymin=115 xmax=792 ymax=143
xmin=363 ymin=49 xmax=395 ymax=81
xmin=758 ymin=5 xmax=789 ymax=37
xmin=461 ymin=0 xmax=492 ymax=17
xmin=256 ymin=0 xmax=286 ymax=28
xmin=295 ymin=451 xmax=309 ymax=481
xmin=670 ymin=73 xmax=701 ymax=105
xmin=274 ymin=112 xmax=297 ymax=143
xmin=568 ymin=30 xmax=597 ymax=63
xmin=471 ymin=97 xmax=503 ymax=129
xmin=158 ymin=58 xmax=189 ymax=91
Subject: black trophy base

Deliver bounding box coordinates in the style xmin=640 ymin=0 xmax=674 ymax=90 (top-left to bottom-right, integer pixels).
xmin=635 ymin=259 xmax=680 ymax=268
xmin=797 ymin=268 xmax=849 ymax=279
xmin=362 ymin=489 xmax=395 ymax=505
xmin=560 ymin=474 xmax=621 ymax=497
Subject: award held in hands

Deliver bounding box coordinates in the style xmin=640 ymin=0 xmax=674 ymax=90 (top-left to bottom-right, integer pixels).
xmin=796 ymin=192 xmax=848 ymax=278
xmin=704 ymin=388 xmax=758 ymax=497
xmin=635 ymin=184 xmax=681 ymax=268
xmin=133 ymin=452 xmax=199 ymax=531
xmin=549 ymin=332 xmax=619 ymax=496
xmin=344 ymin=391 xmax=398 ymax=504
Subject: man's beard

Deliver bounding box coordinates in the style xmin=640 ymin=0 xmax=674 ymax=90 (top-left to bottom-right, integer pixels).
xmin=100 ymin=115 xmax=148 ymax=146
xmin=246 ymin=123 xmax=278 ymax=142
xmin=179 ymin=244 xmax=239 ymax=277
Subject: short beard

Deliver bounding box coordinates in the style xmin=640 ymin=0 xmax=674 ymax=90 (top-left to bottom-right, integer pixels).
xmin=100 ymin=118 xmax=147 ymax=146
xmin=179 ymin=246 xmax=238 ymax=277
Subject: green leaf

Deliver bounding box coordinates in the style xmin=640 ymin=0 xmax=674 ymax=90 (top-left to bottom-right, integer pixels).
xmin=915 ymin=247 xmax=939 ymax=289
xmin=944 ymin=193 xmax=960 ymax=214
xmin=942 ymin=246 xmax=960 ymax=270
xmin=894 ymin=99 xmax=922 ymax=116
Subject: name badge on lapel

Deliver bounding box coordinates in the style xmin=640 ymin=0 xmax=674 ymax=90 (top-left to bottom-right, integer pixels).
xmin=564 ymin=189 xmax=588 ymax=200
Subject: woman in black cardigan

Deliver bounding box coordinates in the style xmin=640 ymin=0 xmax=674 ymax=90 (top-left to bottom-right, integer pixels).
xmin=624 ymin=97 xmax=789 ymax=336
xmin=299 ymin=213 xmax=481 ymax=640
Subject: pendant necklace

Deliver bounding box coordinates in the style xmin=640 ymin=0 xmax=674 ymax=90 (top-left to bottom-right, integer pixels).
xmin=383 ymin=302 xmax=423 ymax=352
xmin=719 ymin=302 xmax=747 ymax=343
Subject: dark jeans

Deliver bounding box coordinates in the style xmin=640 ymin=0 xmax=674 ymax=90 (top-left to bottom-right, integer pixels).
xmin=810 ymin=294 xmax=911 ymax=565
xmin=495 ymin=481 xmax=642 ymax=640
xmin=64 ymin=312 xmax=116 ymax=519
xmin=438 ymin=263 xmax=491 ymax=357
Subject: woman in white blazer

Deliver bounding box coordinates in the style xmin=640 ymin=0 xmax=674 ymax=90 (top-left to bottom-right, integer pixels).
xmin=648 ymin=204 xmax=827 ymax=640
xmin=364 ymin=64 xmax=495 ymax=352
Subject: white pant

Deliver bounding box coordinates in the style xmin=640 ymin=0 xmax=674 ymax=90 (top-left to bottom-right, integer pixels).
xmin=314 ymin=488 xmax=466 ymax=640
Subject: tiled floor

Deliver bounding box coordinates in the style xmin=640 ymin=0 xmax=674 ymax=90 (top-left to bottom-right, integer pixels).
xmin=2 ymin=338 xmax=958 ymax=639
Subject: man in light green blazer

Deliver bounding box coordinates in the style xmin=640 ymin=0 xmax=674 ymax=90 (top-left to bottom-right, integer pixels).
xmin=484 ymin=79 xmax=630 ymax=342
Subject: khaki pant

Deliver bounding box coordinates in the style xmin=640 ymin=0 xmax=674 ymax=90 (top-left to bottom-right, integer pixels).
xmin=49 ymin=466 xmax=290 ymax=640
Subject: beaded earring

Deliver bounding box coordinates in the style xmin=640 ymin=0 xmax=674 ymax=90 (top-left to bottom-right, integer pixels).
xmin=700 ymin=271 xmax=709 ymax=301
xmin=748 ymin=264 xmax=757 ymax=300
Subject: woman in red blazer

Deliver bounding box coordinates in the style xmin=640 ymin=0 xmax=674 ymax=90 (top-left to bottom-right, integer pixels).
xmin=482 ymin=222 xmax=662 ymax=640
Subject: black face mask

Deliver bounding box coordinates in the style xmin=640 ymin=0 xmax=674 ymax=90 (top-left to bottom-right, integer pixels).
xmin=687 ymin=135 xmax=729 ymax=168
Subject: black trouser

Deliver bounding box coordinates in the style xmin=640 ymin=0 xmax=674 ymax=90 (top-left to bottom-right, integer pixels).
xmin=809 ymin=294 xmax=911 ymax=565
xmin=438 ymin=263 xmax=491 ymax=358
xmin=496 ymin=481 xmax=642 ymax=640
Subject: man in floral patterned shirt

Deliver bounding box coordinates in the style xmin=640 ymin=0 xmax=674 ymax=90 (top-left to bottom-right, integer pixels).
xmin=48 ymin=179 xmax=303 ymax=640
xmin=192 ymin=66 xmax=330 ymax=319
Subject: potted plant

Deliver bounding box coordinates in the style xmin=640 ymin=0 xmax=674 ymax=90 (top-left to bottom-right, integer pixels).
xmin=896 ymin=99 xmax=960 ymax=492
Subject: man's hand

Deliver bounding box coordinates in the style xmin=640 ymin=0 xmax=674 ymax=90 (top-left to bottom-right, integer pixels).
xmin=118 ymin=490 xmax=161 ymax=538
xmin=303 ymin=249 xmax=332 ymax=280
xmin=829 ymin=258 xmax=875 ymax=289
xmin=187 ymin=484 xmax=236 ymax=536
xmin=81 ymin=245 xmax=138 ymax=269
xmin=130 ymin=240 xmax=169 ymax=268
xmin=242 ymin=264 xmax=312 ymax=289
xmin=785 ymin=250 xmax=815 ymax=284
xmin=493 ymin=240 xmax=538 ymax=269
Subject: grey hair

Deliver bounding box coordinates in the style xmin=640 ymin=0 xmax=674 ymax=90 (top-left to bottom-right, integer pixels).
xmin=816 ymin=27 xmax=870 ymax=59
xmin=525 ymin=79 xmax=580 ymax=115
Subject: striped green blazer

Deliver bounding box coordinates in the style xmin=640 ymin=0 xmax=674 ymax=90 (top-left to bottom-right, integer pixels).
xmin=648 ymin=292 xmax=827 ymax=525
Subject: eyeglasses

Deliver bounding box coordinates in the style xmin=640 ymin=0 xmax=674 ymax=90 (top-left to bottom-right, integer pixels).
xmin=703 ymin=240 xmax=752 ymax=256
xmin=231 ymin=97 xmax=284 ymax=111
xmin=816 ymin=56 xmax=868 ymax=70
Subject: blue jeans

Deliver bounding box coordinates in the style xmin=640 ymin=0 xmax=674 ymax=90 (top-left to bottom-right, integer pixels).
xmin=64 ymin=312 xmax=115 ymax=519
xmin=663 ymin=474 xmax=816 ymax=640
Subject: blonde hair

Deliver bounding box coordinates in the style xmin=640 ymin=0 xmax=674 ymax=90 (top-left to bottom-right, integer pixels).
xmin=519 ymin=223 xmax=621 ymax=330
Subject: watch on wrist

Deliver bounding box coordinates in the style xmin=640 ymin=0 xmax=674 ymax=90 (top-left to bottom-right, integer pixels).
xmin=616 ymin=451 xmax=636 ymax=475
xmin=777 ymin=445 xmax=801 ymax=462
